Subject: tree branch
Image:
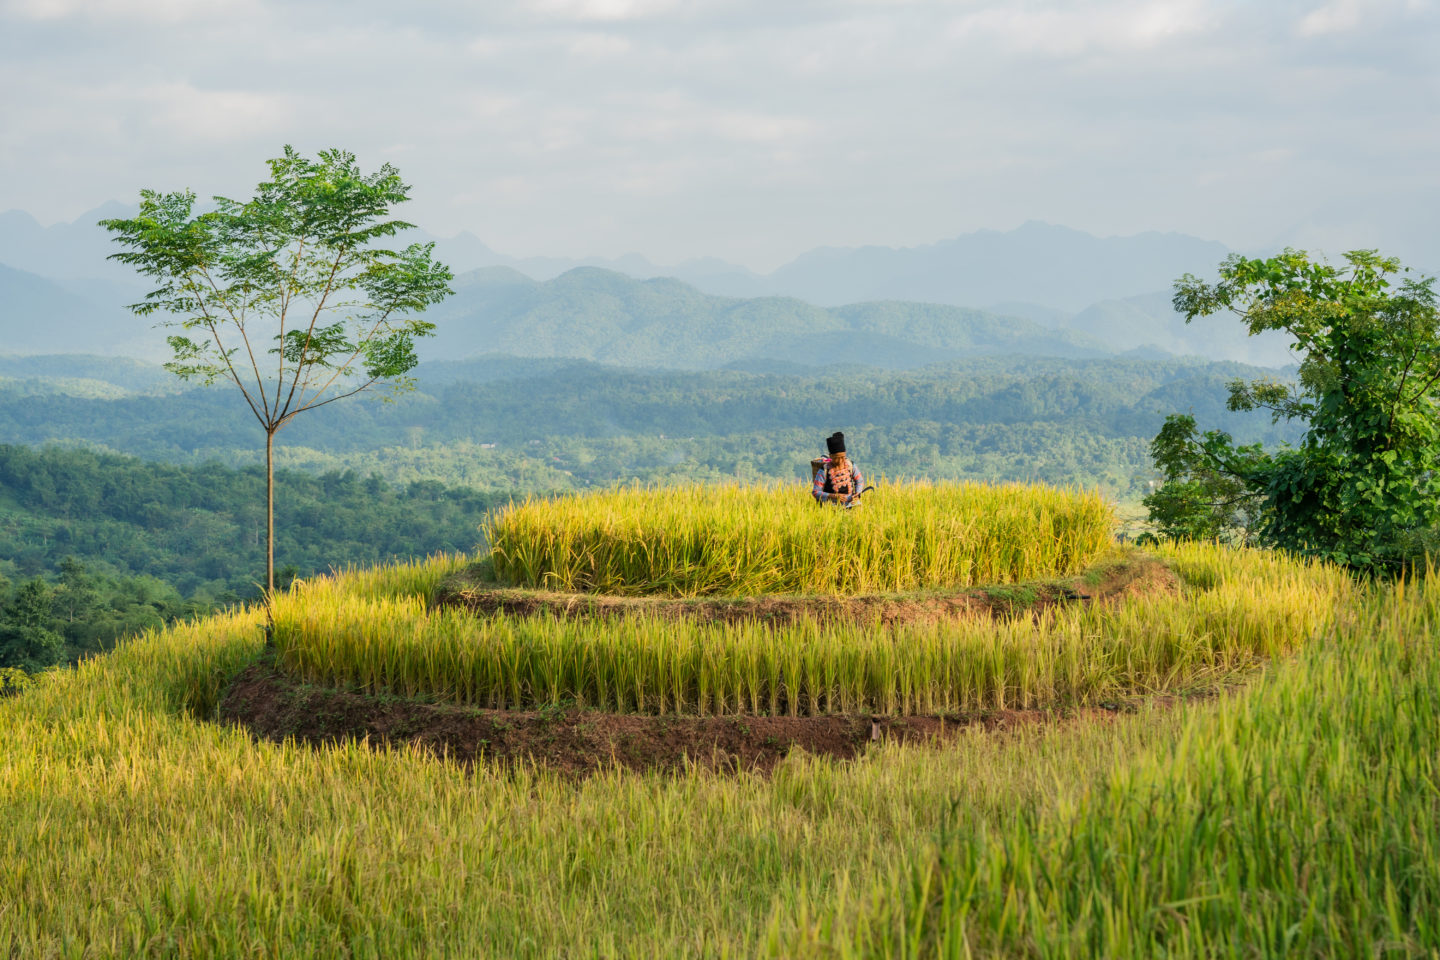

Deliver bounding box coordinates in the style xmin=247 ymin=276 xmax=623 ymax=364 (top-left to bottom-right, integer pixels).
xmin=197 ymin=263 xmax=272 ymax=421
xmin=277 ymin=238 xmax=351 ymax=421
xmin=290 ymin=306 xmax=395 ymax=413
xmin=184 ymin=278 xmax=265 ymax=426
xmin=274 ymin=228 xmax=305 ymax=418
xmin=281 ymin=376 xmax=380 ymax=424
xmin=1385 ymin=334 xmax=1422 ymax=446
xmin=1402 ymin=365 xmax=1440 ymax=408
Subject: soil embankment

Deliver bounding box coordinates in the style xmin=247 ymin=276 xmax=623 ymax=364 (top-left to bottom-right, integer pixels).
xmin=221 ymin=552 xmax=1187 ymax=775
xmin=434 ymin=552 xmax=1178 ymax=628
xmin=221 ymin=662 xmax=1139 ymax=777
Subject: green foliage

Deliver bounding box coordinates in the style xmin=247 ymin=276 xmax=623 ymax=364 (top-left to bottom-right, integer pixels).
xmin=0 ymin=445 xmax=499 ymax=662
xmin=1 ymin=353 xmax=1300 ymax=500
xmin=1151 ymin=249 xmax=1440 ymax=567
xmin=0 ymin=578 xmax=64 ymax=671
xmin=0 ymin=666 xmax=32 ymax=696
xmin=1141 ymin=414 xmax=1268 ymax=543
xmin=100 ymin=146 xmax=454 ymax=591
xmin=101 ymin=147 xmax=452 ymax=398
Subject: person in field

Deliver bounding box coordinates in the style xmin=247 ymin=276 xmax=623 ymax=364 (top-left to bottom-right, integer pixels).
xmin=812 ymin=432 xmax=865 ymax=506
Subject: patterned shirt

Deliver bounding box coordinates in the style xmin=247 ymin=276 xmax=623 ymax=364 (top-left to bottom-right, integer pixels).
xmin=812 ymin=459 xmax=864 ymax=504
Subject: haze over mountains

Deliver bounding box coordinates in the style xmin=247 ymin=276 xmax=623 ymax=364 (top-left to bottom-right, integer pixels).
xmin=0 ymin=203 xmax=1298 ymax=368
xmin=403 ymin=220 xmax=1231 ymax=311
xmin=423 ymin=267 xmax=1119 ymax=370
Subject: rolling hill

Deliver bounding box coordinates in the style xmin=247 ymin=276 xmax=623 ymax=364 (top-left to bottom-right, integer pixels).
xmin=0 ymin=208 xmax=1296 ymax=367
xmin=422 ymin=266 xmax=1110 ymax=369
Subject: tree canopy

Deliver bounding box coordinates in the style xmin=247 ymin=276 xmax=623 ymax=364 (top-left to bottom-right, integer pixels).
xmin=101 ymin=146 xmax=453 ymax=594
xmin=1147 ymin=249 xmax=1440 ymax=568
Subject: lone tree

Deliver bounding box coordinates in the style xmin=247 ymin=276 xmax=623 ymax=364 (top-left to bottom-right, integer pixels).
xmin=1147 ymin=248 xmax=1440 ymax=568
xmin=102 ymin=146 xmax=454 ymax=597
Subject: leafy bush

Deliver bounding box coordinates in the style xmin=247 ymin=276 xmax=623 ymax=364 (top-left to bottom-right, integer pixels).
xmin=1151 ymin=249 xmax=1440 ymax=569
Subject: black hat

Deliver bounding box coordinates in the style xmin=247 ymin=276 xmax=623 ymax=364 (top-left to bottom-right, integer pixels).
xmin=825 ymin=432 xmax=846 ymax=456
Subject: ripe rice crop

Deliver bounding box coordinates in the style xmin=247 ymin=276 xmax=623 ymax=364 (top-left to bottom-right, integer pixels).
xmin=483 ymin=481 xmax=1115 ymax=596
xmin=7 ymin=546 xmax=1437 ymax=957
xmin=789 ymin=572 xmax=1440 ymax=958
xmin=273 ymin=543 xmax=1349 ymax=715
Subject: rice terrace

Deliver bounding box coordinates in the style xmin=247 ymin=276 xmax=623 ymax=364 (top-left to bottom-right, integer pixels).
xmin=7 ymin=476 xmax=1437 ymax=957
xmin=5 ymin=4 xmax=1440 ymax=955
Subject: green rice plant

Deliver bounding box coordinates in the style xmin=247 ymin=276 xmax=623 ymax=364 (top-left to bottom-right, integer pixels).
xmin=778 ymin=570 xmax=1440 ymax=958
xmin=3 ymin=547 xmax=1435 ymax=958
xmin=292 ymin=552 xmax=471 ymax=604
xmin=0 ymin=598 xmax=1189 ymax=959
xmin=483 ymin=481 xmax=1115 ymax=596
xmin=273 ymin=543 xmax=1350 ymax=716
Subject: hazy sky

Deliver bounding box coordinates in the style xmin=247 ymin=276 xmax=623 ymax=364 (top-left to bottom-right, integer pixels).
xmin=1 ymin=0 xmax=1436 ymax=271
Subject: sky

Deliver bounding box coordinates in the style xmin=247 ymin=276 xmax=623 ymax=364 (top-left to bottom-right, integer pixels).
xmin=1 ymin=0 xmax=1436 ymax=273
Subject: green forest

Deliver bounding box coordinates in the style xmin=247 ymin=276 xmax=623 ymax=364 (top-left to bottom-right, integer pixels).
xmin=0 ymin=444 xmax=497 ymax=669
xmin=1 ymin=352 xmax=1297 ymax=491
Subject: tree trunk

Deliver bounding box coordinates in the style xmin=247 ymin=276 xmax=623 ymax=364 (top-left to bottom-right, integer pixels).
xmin=266 ymin=428 xmax=275 ymax=598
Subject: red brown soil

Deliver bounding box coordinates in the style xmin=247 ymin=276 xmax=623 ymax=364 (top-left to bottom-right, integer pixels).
xmin=219 ymin=662 xmax=1137 ymax=777
xmin=433 ymin=552 xmax=1179 ymax=628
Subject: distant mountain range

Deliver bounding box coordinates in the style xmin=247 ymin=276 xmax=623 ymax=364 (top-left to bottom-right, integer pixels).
xmin=413 ymin=220 xmax=1232 ymax=315
xmin=0 ymin=203 xmax=138 ymax=283
xmin=0 ymin=204 xmax=1295 ymax=368
xmin=0 ymin=263 xmax=155 ymax=358
xmin=420 ymin=266 xmax=1113 ymax=369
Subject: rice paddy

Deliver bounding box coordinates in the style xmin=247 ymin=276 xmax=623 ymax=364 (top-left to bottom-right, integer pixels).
xmin=484 ymin=481 xmax=1115 ymax=595
xmin=786 ymin=573 xmax=1440 ymax=957
xmin=273 ymin=544 xmax=1348 ymax=715
xmin=2 ymin=482 xmax=1433 ymax=957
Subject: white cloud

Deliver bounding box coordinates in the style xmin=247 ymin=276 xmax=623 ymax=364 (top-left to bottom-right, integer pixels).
xmin=464 ymin=92 xmax=522 ymax=120
xmin=525 ymin=0 xmax=678 ymax=22
xmin=567 ymin=31 xmax=633 ymax=57
xmin=465 ymin=35 xmax=504 ymax=56
xmin=0 ymin=0 xmax=1437 ymax=269
xmin=946 ymin=0 xmax=1217 ymax=57
xmin=2 ymin=0 xmax=254 ymax=21
xmin=96 ymin=82 xmax=299 ymax=142
xmin=1297 ymin=0 xmax=1435 ymax=36
xmin=1298 ymin=0 xmax=1367 ymax=35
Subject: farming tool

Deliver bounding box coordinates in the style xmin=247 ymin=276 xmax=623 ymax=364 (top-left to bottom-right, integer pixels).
xmin=846 ymin=484 xmax=877 ymax=508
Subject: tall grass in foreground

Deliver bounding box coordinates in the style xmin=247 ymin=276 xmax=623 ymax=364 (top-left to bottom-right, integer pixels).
xmin=274 ymin=544 xmax=1349 ymax=715
xmin=1 ymin=546 xmax=1436 ymax=957
xmin=484 ymin=481 xmax=1115 ymax=595
xmin=775 ymin=574 xmax=1440 ymax=957
xmin=0 ymin=599 xmax=1183 ymax=960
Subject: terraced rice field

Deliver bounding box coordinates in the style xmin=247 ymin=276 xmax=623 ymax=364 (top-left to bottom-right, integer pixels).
xmin=273 ymin=543 xmax=1346 ymax=716
xmin=2 ymin=482 xmax=1434 ymax=957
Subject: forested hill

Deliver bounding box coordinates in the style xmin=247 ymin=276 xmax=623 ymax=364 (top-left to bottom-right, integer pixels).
xmin=0 ymin=443 xmax=501 ymax=668
xmin=411 ymin=267 xmax=1113 ymax=368
xmin=1 ymin=248 xmax=1297 ymax=368
xmin=0 ymin=353 xmax=1300 ymax=498
xmin=0 ymin=443 xmax=495 ymax=590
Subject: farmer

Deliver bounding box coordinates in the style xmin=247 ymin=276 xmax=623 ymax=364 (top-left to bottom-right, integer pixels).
xmin=812 ymin=432 xmax=865 ymax=507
